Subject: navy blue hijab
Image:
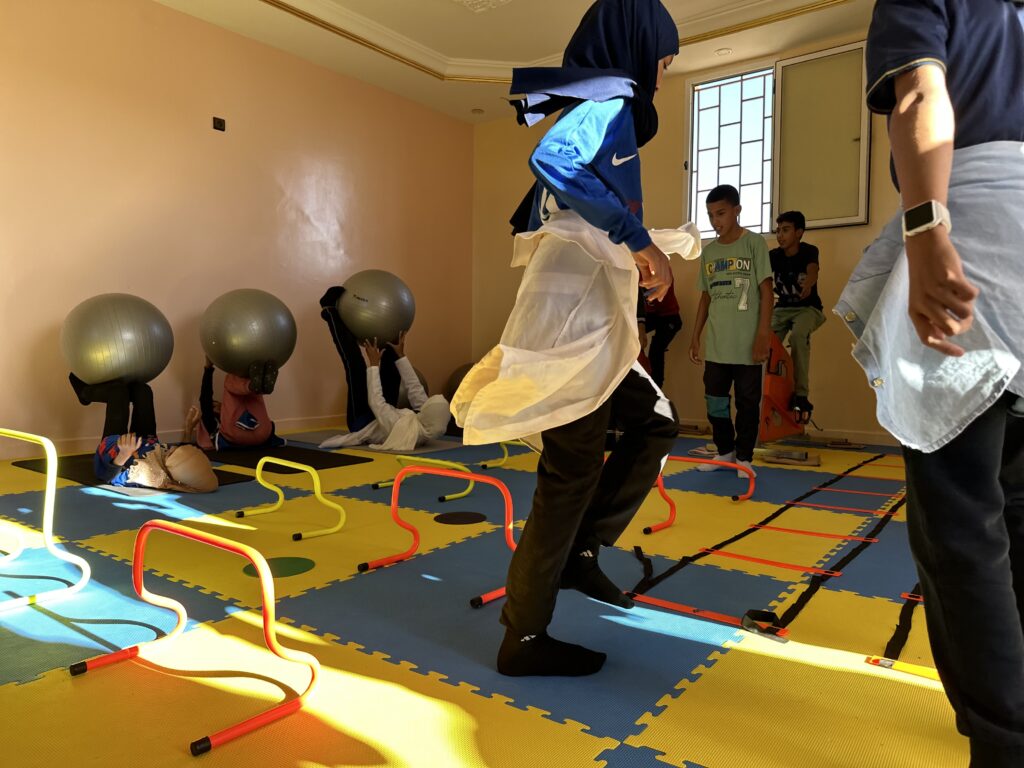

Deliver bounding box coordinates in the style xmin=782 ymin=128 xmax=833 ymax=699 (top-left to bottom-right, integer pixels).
xmin=509 ymin=0 xmax=679 ymax=232
xmin=511 ymin=0 xmax=678 ymax=146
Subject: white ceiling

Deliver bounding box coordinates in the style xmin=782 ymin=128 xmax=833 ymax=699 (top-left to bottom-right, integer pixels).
xmin=154 ymin=0 xmax=874 ymax=121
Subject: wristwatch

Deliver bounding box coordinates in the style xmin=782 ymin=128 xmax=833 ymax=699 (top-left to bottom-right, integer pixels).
xmin=902 ymin=200 xmax=951 ymax=239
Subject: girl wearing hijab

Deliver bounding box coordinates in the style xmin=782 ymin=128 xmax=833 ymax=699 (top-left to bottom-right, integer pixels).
xmin=452 ymin=0 xmax=687 ymax=677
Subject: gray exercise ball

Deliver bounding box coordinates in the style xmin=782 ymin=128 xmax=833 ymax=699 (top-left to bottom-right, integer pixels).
xmin=338 ymin=270 xmax=415 ymax=344
xmin=61 ymin=293 xmax=174 ymax=385
xmin=444 ymin=362 xmax=474 ymax=401
xmin=200 ymin=289 xmax=297 ymax=377
xmin=397 ymin=366 xmax=430 ymax=409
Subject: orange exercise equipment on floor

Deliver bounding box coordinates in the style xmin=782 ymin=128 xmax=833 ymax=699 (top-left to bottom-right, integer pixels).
xmin=642 ymin=455 xmax=756 ymax=535
xmin=760 ymin=333 xmax=805 ymax=443
xmin=69 ymin=519 xmax=320 ymax=757
xmin=358 ymin=465 xmax=516 ymax=574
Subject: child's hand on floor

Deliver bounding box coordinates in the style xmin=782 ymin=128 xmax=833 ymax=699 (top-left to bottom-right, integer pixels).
xmin=114 ymin=433 xmax=142 ymax=466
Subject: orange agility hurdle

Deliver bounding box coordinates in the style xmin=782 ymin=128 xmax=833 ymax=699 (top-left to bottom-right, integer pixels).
xmin=643 ymin=455 xmax=756 ymax=535
xmin=357 ymin=465 xmax=515 ymax=574
xmin=69 ymin=519 xmax=320 ymax=757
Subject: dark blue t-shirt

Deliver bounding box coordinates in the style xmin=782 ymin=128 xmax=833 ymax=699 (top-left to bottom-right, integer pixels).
xmin=866 ymin=0 xmax=1024 ymax=149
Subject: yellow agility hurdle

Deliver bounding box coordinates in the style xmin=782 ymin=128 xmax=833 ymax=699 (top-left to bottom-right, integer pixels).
xmin=236 ymin=456 xmax=347 ymax=541
xmin=372 ymin=455 xmax=476 ymax=502
xmin=0 ymin=427 xmax=91 ymax=612
xmin=479 ymin=438 xmax=543 ymax=469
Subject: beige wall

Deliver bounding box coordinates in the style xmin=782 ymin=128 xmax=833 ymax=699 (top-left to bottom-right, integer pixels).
xmin=0 ymin=0 xmax=473 ymax=458
xmin=471 ymin=44 xmax=901 ymax=444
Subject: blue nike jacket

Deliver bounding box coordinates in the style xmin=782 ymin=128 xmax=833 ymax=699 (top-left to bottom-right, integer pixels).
xmin=526 ymin=98 xmax=651 ymax=252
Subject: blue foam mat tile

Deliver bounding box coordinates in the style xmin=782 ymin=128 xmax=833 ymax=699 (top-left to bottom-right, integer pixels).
xmin=660 ymin=465 xmax=835 ymax=506
xmin=277 ymin=533 xmax=739 ymax=740
xmin=823 ymin=520 xmax=919 ymax=603
xmin=825 ymin=475 xmax=905 ymax=493
xmin=335 ymin=467 xmax=538 ymax=523
xmin=669 ymin=436 xmax=717 ymax=456
xmin=597 ymin=743 xmax=706 ymax=768
xmin=397 ymin=442 xmax=535 ymax=467
xmin=0 ymin=483 xmax=311 ymax=541
xmin=634 ymin=559 xmax=794 ymax=620
xmin=0 ymin=541 xmax=237 ymax=684
xmin=796 ymin=487 xmax=897 ymax=514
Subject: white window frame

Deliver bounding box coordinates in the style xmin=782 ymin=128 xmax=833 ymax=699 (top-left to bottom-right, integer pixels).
xmin=684 ymin=55 xmax=778 ymax=238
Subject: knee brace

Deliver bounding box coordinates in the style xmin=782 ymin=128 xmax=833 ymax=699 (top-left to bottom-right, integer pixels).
xmin=705 ymin=394 xmax=731 ymax=420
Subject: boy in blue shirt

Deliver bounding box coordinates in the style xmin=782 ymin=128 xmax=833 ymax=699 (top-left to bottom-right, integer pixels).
xmin=688 ymin=185 xmax=773 ymax=477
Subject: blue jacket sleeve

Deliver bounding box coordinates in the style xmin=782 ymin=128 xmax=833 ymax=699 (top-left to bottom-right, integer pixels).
xmin=529 ymin=99 xmax=652 ymax=251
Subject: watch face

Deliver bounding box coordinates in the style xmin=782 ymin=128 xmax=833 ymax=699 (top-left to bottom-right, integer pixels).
xmin=904 ymin=203 xmax=935 ymax=231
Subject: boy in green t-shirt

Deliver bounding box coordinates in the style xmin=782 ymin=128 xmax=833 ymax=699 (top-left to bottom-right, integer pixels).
xmin=688 ymin=185 xmax=773 ymax=477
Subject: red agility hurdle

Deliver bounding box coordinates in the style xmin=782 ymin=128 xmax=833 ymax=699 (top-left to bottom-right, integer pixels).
xmin=643 ymin=455 xmax=757 ymax=535
xmin=357 ymin=465 xmax=516 ymax=574
xmin=70 ymin=519 xmax=320 ymax=757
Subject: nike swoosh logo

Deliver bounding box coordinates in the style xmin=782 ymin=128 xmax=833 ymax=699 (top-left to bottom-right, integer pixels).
xmin=611 ymin=153 xmax=637 ymax=166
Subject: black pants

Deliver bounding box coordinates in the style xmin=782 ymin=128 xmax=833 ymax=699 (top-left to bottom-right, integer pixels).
xmin=703 ymin=361 xmax=762 ymax=462
xmin=903 ymin=394 xmax=1024 ymax=767
xmin=79 ymin=380 xmax=157 ymax=439
xmin=500 ymin=367 xmax=678 ymax=636
xmin=319 ymin=292 xmax=400 ymax=432
xmin=644 ymin=313 xmax=682 ymax=388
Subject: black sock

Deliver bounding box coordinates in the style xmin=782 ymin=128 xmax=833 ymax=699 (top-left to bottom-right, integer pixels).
xmin=561 ymin=547 xmax=634 ymax=609
xmin=68 ymin=373 xmax=91 ymax=405
xmin=496 ymin=630 xmax=606 ymax=677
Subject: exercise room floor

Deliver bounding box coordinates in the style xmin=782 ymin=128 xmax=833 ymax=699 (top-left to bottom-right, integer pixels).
xmin=0 ymin=434 xmax=964 ymax=767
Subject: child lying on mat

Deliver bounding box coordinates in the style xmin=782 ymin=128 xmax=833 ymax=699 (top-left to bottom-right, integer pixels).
xmin=319 ymin=332 xmax=451 ymax=452
xmin=184 ymin=356 xmax=286 ymax=451
xmin=69 ymin=375 xmax=218 ymax=492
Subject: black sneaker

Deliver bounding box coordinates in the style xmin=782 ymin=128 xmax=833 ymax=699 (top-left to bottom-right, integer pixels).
xmin=261 ymin=361 xmax=279 ymax=395
xmin=247 ymin=361 xmax=265 ymax=394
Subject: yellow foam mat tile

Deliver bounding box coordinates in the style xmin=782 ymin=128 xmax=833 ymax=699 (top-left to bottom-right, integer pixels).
xmin=629 ymin=633 xmax=963 ymax=768
xmin=0 ymin=461 xmax=77 ymax=495
xmin=618 ymin=491 xmax=867 ymax=581
xmin=0 ymin=518 xmax=52 ymax=550
xmin=755 ymin=447 xmax=907 ymax=478
xmin=900 ymin=606 xmax=937 ymax=669
xmin=773 ymin=588 xmax=934 ymax=669
xmin=2 ymin=613 xmax=617 ymax=768
xmin=76 ymin=496 xmax=497 ymax=606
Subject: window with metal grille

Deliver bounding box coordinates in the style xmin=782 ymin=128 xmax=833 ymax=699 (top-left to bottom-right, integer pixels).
xmin=689 ymin=68 xmax=774 ymax=238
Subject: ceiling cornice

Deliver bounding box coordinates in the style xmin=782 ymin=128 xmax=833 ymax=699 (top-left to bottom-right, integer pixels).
xmin=256 ymin=0 xmax=854 ymax=85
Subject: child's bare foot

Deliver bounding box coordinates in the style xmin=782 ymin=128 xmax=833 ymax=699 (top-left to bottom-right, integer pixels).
xmin=183 ymin=405 xmax=200 ymax=443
